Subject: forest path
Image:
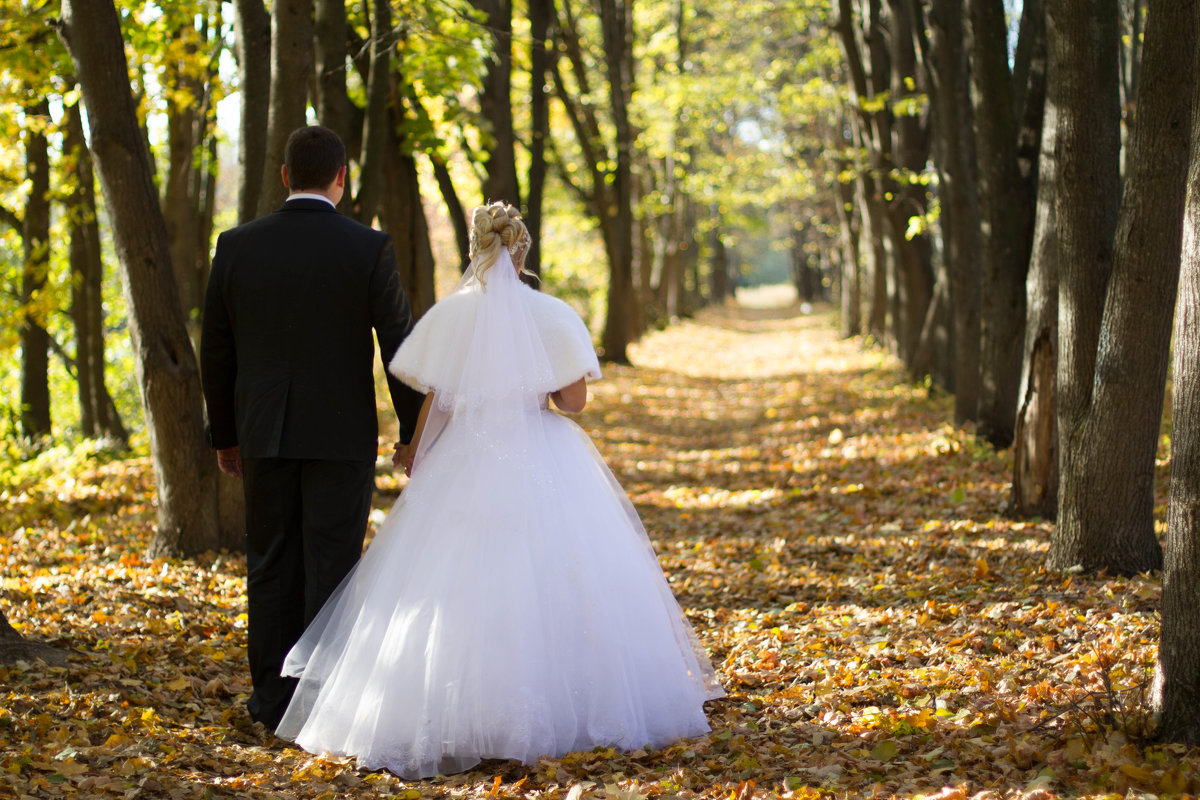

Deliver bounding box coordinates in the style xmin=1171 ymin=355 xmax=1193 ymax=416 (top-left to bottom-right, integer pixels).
xmin=0 ymin=291 xmax=1186 ymax=800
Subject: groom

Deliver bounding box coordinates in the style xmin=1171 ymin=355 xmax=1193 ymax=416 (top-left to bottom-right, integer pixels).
xmin=200 ymin=125 xmax=425 ymax=731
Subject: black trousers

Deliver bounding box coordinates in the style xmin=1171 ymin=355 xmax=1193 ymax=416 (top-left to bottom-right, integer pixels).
xmin=241 ymin=457 xmax=375 ymax=730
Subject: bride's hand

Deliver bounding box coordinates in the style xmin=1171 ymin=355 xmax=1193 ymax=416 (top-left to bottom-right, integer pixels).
xmin=393 ymin=441 xmax=415 ymax=475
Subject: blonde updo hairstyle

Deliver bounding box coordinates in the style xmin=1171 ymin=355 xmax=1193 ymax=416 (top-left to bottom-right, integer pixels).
xmin=469 ymin=201 xmax=533 ymax=284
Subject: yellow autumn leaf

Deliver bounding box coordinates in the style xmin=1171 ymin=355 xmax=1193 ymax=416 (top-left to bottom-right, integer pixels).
xmin=102 ymin=733 xmax=132 ymax=748
xmin=1119 ymin=763 xmax=1153 ymax=783
xmin=871 ymin=740 xmax=898 ymax=761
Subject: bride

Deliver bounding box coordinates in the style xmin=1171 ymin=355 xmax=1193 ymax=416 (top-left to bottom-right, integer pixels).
xmin=274 ymin=201 xmax=723 ymax=779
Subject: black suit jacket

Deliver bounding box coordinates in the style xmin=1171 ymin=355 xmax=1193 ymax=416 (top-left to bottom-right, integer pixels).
xmin=200 ymin=198 xmax=425 ymax=461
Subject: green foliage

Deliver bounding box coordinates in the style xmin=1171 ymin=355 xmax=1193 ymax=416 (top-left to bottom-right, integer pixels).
xmin=0 ymin=434 xmax=134 ymax=495
xmin=394 ymin=0 xmax=489 ymax=159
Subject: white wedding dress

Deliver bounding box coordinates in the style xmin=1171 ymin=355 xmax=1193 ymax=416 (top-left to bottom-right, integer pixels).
xmin=274 ymin=251 xmax=723 ymax=779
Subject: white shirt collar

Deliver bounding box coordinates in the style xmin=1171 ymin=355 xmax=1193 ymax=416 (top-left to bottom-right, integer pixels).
xmin=286 ymin=192 xmax=336 ymax=207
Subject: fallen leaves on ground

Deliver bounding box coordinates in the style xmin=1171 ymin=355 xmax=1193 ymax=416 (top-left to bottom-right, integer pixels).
xmin=1 ymin=298 xmax=1194 ymax=800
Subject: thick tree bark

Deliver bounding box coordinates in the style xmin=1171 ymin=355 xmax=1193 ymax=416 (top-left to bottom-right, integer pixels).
xmin=968 ymin=0 xmax=1031 ymax=449
xmin=64 ymin=97 xmax=127 ymax=444
xmin=59 ymin=0 xmax=220 ymax=557
xmin=1011 ymin=32 xmax=1057 ymax=520
xmin=927 ymin=0 xmax=981 ymax=424
xmin=1156 ymin=10 xmax=1200 ymax=738
xmin=256 ymin=0 xmax=313 ymax=218
xmin=234 ymin=0 xmax=271 ymax=223
xmin=20 ymin=98 xmax=52 ymax=439
xmin=1051 ymin=0 xmax=1194 ymax=575
xmin=473 ymin=0 xmax=522 ymax=206
xmin=1051 ymin=0 xmax=1120 ymax=556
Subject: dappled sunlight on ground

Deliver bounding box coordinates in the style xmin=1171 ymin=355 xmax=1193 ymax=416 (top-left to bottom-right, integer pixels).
xmin=0 ymin=293 xmax=1193 ymax=799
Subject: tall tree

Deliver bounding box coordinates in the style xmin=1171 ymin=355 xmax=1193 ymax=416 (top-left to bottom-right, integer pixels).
xmin=1155 ymin=6 xmax=1200 ymax=739
xmin=354 ymin=0 xmax=392 ymax=223
xmin=1049 ymin=0 xmax=1120 ymax=560
xmin=1050 ymin=0 xmax=1195 ymax=574
xmin=553 ymin=0 xmax=636 ymax=361
xmin=473 ymin=0 xmax=522 ymax=205
xmin=59 ymin=0 xmax=221 ymax=557
xmin=524 ymin=0 xmax=555 ymax=279
xmin=967 ymin=0 xmax=1033 ymax=449
xmin=256 ymin=0 xmax=313 ymax=218
xmin=160 ymin=2 xmax=221 ymax=329
xmin=923 ymin=0 xmax=982 ymax=424
xmin=233 ymin=0 xmax=271 ymax=223
xmin=835 ymin=0 xmax=890 ymax=346
xmin=1011 ymin=5 xmax=1057 ymax=519
xmin=596 ymin=0 xmax=636 ymax=361
xmin=20 ymin=97 xmax=51 ymax=439
xmin=313 ymin=0 xmax=354 ymax=214
xmin=884 ymin=0 xmax=933 ymax=369
xmin=63 ymin=94 xmax=127 ymax=443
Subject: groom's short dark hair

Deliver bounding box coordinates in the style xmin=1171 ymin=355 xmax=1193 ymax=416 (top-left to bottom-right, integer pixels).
xmin=284 ymin=126 xmax=346 ymax=191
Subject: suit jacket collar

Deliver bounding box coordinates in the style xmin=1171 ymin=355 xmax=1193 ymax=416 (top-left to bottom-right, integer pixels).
xmin=279 ymin=197 xmax=338 ymax=214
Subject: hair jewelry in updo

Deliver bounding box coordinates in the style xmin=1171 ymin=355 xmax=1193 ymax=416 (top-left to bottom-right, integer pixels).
xmin=469 ymin=201 xmax=532 ymax=283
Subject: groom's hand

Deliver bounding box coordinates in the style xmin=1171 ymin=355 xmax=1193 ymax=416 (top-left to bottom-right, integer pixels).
xmin=217 ymin=446 xmax=243 ymax=479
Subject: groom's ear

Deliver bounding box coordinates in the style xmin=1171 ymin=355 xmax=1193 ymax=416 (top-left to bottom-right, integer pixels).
xmin=336 ymin=166 xmax=347 ymax=188
xmin=281 ymin=165 xmax=291 ymax=189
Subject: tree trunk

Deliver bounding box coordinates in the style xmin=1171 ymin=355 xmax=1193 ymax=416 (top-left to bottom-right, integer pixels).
xmin=525 ymin=0 xmax=554 ymax=279
xmin=431 ymin=155 xmax=471 ymax=272
xmin=20 ymin=98 xmax=52 ymax=439
xmin=382 ymin=123 xmax=437 ymax=317
xmin=906 ymin=0 xmax=953 ymax=389
xmin=1051 ymin=0 xmax=1193 ymax=575
xmin=836 ymin=164 xmax=862 ymax=338
xmin=314 ymin=0 xmax=354 ymax=214
xmin=256 ymin=0 xmax=313 ymax=218
xmin=837 ymin=0 xmax=891 ymax=347
xmin=886 ymin=0 xmax=934 ymax=368
xmin=1051 ymin=0 xmax=1120 ymax=561
xmin=0 ymin=606 xmax=67 ymax=667
xmin=162 ymin=21 xmax=204 ymax=326
xmin=59 ymin=0 xmax=221 ymax=557
xmin=1012 ymin=29 xmax=1058 ymax=519
xmin=709 ymin=212 xmax=729 ymax=303
xmin=354 ymin=0 xmax=391 ymax=224
xmin=598 ymin=0 xmax=636 ymax=363
xmin=1156 ymin=10 xmax=1200 ymax=737
xmin=1118 ymin=0 xmax=1144 ymax=172
xmin=474 ymin=0 xmax=522 ymax=206
xmin=234 ymin=0 xmax=271 ymax=223
xmin=968 ymin=0 xmax=1031 ymax=449
xmin=928 ymin=0 xmax=981 ymax=424
xmin=64 ymin=96 xmax=127 ymax=444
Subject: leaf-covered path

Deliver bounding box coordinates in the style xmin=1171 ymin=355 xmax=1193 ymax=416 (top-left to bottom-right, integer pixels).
xmin=2 ymin=295 xmax=1195 ymax=799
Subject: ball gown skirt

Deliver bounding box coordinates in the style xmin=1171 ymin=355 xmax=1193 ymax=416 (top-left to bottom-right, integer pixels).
xmin=275 ymin=405 xmax=724 ymax=779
